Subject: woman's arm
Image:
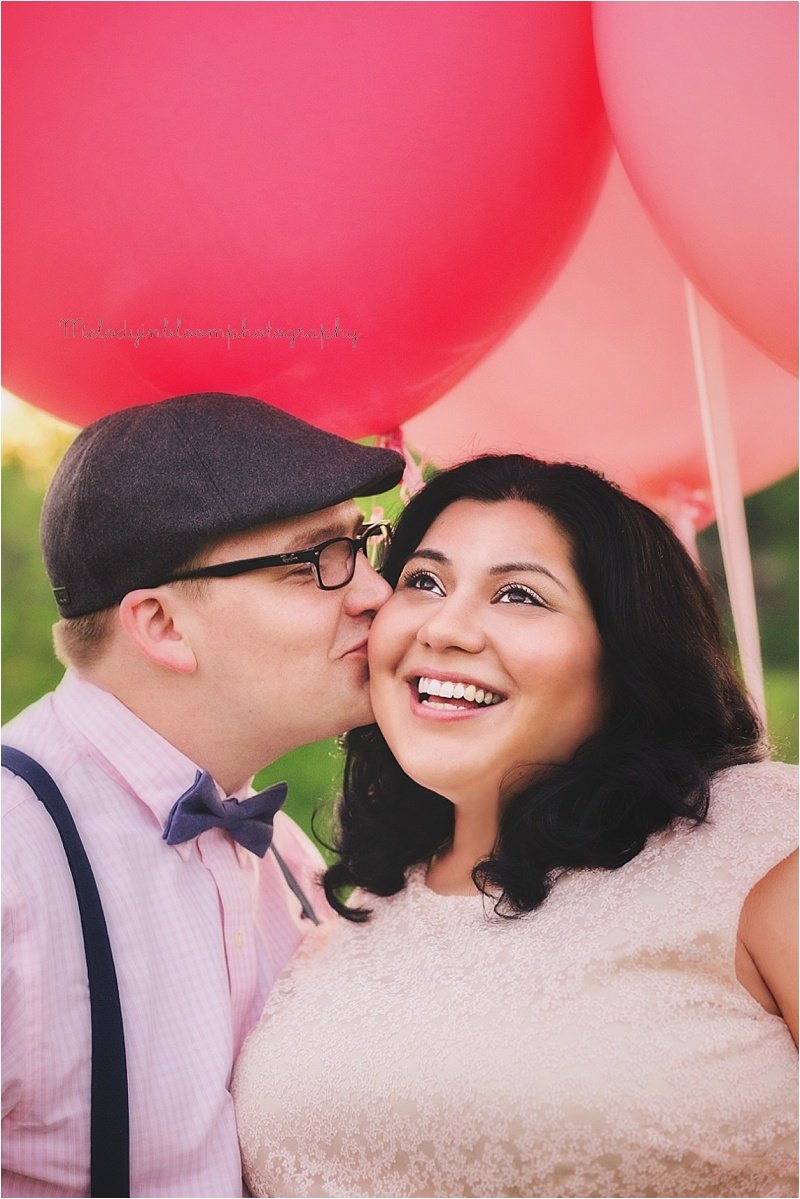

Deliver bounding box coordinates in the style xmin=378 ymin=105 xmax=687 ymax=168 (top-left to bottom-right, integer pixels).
xmin=736 ymin=848 xmax=798 ymax=1045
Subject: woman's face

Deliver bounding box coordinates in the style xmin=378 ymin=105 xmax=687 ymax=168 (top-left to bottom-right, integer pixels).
xmin=368 ymin=498 xmax=606 ymax=807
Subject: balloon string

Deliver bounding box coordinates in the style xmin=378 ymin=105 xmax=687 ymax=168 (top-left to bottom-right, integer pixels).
xmin=375 ymin=428 xmax=426 ymax=505
xmin=684 ymin=282 xmax=767 ymax=725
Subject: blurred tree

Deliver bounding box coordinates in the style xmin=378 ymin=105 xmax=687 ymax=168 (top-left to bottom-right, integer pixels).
xmin=2 ymin=456 xmax=65 ymax=717
xmin=697 ymin=472 xmax=798 ymax=761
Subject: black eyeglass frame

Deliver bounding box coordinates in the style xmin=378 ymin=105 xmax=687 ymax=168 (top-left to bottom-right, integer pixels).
xmin=156 ymin=522 xmax=393 ymax=592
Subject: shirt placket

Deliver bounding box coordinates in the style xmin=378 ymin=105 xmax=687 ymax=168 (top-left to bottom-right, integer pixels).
xmin=195 ymin=832 xmax=258 ymax=1058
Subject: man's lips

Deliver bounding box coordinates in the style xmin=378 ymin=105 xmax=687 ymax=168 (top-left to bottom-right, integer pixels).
xmin=341 ymin=639 xmax=369 ymax=657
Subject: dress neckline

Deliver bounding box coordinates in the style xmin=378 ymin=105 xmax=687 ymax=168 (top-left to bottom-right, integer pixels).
xmin=403 ymin=865 xmax=499 ymax=922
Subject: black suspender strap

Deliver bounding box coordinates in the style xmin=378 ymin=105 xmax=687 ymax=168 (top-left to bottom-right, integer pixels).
xmin=269 ymin=843 xmax=320 ymax=925
xmin=2 ymin=746 xmax=130 ymax=1198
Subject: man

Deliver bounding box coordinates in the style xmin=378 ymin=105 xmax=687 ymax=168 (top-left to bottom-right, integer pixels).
xmin=2 ymin=392 xmax=403 ymax=1197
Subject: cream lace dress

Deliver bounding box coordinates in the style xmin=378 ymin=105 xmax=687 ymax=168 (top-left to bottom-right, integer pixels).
xmin=232 ymin=761 xmax=798 ymax=1198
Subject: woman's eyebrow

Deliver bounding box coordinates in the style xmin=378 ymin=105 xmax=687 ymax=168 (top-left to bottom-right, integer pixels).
xmin=405 ymin=548 xmax=449 ymax=564
xmin=407 ymin=548 xmax=567 ymax=593
xmin=489 ymin=561 xmax=567 ymax=592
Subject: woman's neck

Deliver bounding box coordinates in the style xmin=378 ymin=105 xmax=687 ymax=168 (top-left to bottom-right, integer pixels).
xmin=425 ymin=799 xmax=500 ymax=895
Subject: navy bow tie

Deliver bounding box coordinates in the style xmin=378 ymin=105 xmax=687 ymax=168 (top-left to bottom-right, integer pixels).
xmin=162 ymin=770 xmax=287 ymax=858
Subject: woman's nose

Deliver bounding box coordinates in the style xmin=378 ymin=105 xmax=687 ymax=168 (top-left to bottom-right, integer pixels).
xmin=415 ymin=594 xmax=487 ymax=654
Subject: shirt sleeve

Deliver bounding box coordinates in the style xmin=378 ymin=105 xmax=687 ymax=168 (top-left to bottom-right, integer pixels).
xmin=2 ymin=773 xmax=39 ymax=1122
xmin=2 ymin=871 xmax=30 ymax=1120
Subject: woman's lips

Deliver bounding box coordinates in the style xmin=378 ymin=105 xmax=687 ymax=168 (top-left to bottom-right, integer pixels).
xmin=407 ymin=680 xmax=504 ymax=722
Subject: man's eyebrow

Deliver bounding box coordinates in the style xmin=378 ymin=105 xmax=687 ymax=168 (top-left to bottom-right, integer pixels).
xmin=406 ymin=549 xmax=567 ymax=592
xmin=283 ymin=516 xmax=363 ymax=551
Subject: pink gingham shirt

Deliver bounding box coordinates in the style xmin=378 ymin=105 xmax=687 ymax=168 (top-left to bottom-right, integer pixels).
xmin=2 ymin=671 xmax=331 ymax=1198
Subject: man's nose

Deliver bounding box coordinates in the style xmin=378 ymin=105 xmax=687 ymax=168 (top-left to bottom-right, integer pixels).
xmin=342 ymin=553 xmax=393 ymax=615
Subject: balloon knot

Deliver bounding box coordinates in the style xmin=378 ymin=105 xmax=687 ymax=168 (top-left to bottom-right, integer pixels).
xmin=664 ymin=482 xmax=714 ymax=560
xmin=376 ymin=428 xmax=426 ymax=505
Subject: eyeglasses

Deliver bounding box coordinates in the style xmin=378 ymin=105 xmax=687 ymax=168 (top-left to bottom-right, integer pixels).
xmin=159 ymin=522 xmax=393 ymax=591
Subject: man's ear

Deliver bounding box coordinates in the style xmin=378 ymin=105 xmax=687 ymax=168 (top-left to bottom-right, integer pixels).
xmin=118 ymin=589 xmax=198 ymax=674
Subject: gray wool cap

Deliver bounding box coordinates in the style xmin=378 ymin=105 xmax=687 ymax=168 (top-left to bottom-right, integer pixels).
xmin=41 ymin=392 xmax=405 ymax=617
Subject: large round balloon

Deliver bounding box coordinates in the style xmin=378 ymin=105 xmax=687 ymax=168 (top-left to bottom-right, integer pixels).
xmin=405 ymin=155 xmax=798 ymax=517
xmin=2 ymin=2 xmax=608 ymax=436
xmin=593 ymin=2 xmax=798 ymax=374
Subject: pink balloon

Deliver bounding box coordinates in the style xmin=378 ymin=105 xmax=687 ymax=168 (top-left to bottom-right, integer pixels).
xmin=2 ymin=2 xmax=608 ymax=436
xmin=405 ymin=155 xmax=797 ymax=518
xmin=592 ymin=1 xmax=798 ymax=374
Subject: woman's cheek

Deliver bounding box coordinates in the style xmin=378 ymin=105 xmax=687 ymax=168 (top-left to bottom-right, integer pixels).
xmin=368 ymin=596 xmax=411 ymax=675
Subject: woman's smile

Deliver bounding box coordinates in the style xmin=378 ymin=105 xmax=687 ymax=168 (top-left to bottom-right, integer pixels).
xmin=407 ymin=674 xmax=507 ymax=720
xmin=408 ymin=671 xmax=508 ymax=719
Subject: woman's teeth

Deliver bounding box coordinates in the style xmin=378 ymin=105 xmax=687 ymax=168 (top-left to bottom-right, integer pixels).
xmin=417 ymin=677 xmax=503 ymax=708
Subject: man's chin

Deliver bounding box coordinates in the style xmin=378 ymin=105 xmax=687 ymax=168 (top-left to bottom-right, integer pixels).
xmin=336 ymin=698 xmax=376 ymax=737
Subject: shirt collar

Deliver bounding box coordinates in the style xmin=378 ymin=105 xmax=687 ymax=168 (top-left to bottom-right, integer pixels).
xmin=52 ymin=670 xmax=251 ymax=857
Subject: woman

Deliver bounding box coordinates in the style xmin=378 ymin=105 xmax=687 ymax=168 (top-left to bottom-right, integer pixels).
xmin=233 ymin=454 xmax=797 ymax=1198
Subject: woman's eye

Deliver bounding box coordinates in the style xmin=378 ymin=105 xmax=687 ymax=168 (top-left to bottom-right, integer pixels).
xmin=495 ymin=584 xmax=546 ymax=606
xmin=399 ymin=568 xmax=443 ymax=595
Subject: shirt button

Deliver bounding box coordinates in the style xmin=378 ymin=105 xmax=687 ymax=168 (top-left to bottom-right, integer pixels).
xmin=234 ymin=929 xmax=244 ymax=949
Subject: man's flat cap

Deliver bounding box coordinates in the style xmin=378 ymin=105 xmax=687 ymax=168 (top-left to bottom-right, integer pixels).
xmin=41 ymin=392 xmax=404 ymax=617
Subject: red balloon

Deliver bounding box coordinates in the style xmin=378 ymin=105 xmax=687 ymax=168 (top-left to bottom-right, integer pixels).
xmin=2 ymin=2 xmax=608 ymax=436
xmin=593 ymin=2 xmax=798 ymax=374
xmin=405 ymin=155 xmax=798 ymax=517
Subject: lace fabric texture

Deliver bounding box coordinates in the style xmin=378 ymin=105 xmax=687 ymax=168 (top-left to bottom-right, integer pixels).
xmin=232 ymin=762 xmax=799 ymax=1198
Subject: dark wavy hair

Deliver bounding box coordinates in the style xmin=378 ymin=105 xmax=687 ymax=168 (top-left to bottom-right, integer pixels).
xmin=322 ymin=454 xmax=766 ymax=920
